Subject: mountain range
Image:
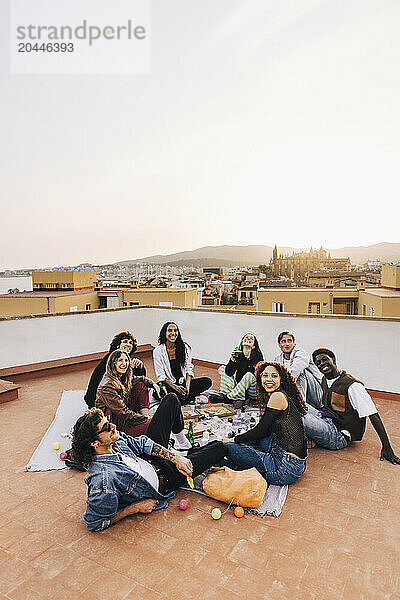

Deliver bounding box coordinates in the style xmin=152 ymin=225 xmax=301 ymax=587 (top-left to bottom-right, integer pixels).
xmin=117 ymin=242 xmax=400 ymax=267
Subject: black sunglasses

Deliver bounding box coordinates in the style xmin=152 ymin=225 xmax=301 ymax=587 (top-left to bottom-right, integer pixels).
xmin=97 ymin=421 xmax=113 ymax=435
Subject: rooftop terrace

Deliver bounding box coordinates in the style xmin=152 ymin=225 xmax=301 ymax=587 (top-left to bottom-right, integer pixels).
xmin=0 ymin=306 xmax=399 ymax=599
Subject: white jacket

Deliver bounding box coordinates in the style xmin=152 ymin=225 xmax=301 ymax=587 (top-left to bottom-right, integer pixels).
xmin=153 ymin=343 xmax=194 ymax=384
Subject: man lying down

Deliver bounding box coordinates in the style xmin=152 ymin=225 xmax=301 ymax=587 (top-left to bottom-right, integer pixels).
xmin=70 ymin=408 xmax=226 ymax=531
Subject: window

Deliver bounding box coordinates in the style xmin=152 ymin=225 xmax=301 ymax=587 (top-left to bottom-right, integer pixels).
xmin=69 ymin=306 xmax=78 ymax=312
xmin=129 ymin=302 xmax=139 ymax=306
xmin=85 ymin=304 xmax=91 ymax=310
xmin=272 ymin=302 xmax=286 ymax=312
xmin=369 ymin=307 xmax=374 ymax=316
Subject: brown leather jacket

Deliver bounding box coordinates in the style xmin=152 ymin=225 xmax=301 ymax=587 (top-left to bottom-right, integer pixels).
xmin=95 ymin=374 xmax=148 ymax=427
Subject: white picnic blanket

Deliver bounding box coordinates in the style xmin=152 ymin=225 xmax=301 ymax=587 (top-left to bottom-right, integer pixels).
xmin=26 ymin=390 xmax=87 ymax=472
xmin=26 ymin=391 xmax=289 ymax=516
xmin=250 ymin=483 xmax=288 ymax=517
xmin=184 ymin=474 xmax=288 ymax=518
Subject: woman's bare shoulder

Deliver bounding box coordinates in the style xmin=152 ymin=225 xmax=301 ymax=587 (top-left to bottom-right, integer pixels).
xmin=267 ymin=391 xmax=288 ymax=410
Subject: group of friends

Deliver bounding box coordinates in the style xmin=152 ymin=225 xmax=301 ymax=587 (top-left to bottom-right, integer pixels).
xmin=71 ymin=323 xmax=399 ymax=531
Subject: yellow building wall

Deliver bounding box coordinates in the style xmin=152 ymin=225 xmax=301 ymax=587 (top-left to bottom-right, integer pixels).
xmin=358 ymin=292 xmax=383 ymax=316
xmin=258 ymin=290 xmax=330 ymax=314
xmin=258 ymin=289 xmax=359 ymax=315
xmin=0 ymin=292 xmax=100 ymax=317
xmin=52 ymin=292 xmax=100 ymax=313
xmin=381 ymin=297 xmax=400 ymax=318
xmin=0 ymin=296 xmax=49 ymax=317
xmin=72 ymin=271 xmax=97 ymax=289
xmin=123 ymin=288 xmax=198 ymax=308
xmin=33 ymin=271 xmax=69 ymax=285
xmin=232 ymin=305 xmax=257 ymax=312
xmin=32 ymin=270 xmax=96 ymax=290
xmin=381 ymin=265 xmax=400 ymax=289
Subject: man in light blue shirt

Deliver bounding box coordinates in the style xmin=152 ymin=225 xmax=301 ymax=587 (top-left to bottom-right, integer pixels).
xmin=274 ymin=331 xmax=322 ymax=408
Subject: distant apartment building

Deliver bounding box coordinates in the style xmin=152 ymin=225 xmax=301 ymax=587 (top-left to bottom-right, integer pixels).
xmin=359 ymin=265 xmax=400 ymax=317
xmin=238 ymin=284 xmax=258 ymax=305
xmin=203 ymin=267 xmax=224 ymax=276
xmin=0 ymin=271 xmax=100 ymax=317
xmin=258 ymin=286 xmax=359 ymax=315
xmin=97 ymin=287 xmax=198 ymax=309
xmin=307 ymin=271 xmax=380 ymax=288
xmin=32 ymin=270 xmax=97 ymax=291
xmin=258 ymin=265 xmax=400 ymax=317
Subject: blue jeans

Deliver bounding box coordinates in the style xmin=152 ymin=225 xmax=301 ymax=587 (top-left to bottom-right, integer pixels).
xmin=225 ymin=435 xmax=307 ymax=486
xmin=305 ymin=371 xmax=323 ymax=409
xmin=303 ymin=404 xmax=348 ymax=450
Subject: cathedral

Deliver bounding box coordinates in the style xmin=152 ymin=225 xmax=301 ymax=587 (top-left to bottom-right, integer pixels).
xmin=270 ymin=245 xmax=350 ymax=279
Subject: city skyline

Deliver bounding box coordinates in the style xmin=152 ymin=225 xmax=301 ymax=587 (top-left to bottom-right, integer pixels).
xmin=1 ymin=240 xmax=398 ymax=274
xmin=2 ymin=0 xmax=400 ymax=270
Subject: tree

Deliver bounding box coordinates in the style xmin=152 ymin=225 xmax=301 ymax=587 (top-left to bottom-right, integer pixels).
xmin=221 ymin=292 xmax=236 ymax=305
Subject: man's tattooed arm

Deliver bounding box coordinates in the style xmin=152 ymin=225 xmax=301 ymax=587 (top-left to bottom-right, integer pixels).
xmin=151 ymin=443 xmax=176 ymax=462
xmin=151 ymin=443 xmax=193 ymax=476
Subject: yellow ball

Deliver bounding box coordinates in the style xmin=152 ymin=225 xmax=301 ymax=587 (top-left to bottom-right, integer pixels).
xmin=211 ymin=508 xmax=221 ymax=520
xmin=53 ymin=442 xmax=60 ymax=450
xmin=234 ymin=506 xmax=245 ymax=518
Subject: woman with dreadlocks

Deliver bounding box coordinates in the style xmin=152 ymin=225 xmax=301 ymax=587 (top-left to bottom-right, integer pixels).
xmin=153 ymin=322 xmax=212 ymax=405
xmin=95 ymin=349 xmax=191 ymax=449
xmin=225 ymin=361 xmax=308 ymax=485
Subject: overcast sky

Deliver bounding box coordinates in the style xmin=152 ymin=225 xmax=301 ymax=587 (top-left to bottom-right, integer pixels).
xmin=1 ymin=0 xmax=400 ymax=269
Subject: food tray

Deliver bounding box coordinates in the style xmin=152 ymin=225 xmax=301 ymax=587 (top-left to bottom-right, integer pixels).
xmin=197 ymin=403 xmax=236 ymax=419
xmin=181 ymin=406 xmax=201 ymax=422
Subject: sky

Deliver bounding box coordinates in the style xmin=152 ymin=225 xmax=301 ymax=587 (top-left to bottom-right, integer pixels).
xmin=1 ymin=0 xmax=400 ymax=269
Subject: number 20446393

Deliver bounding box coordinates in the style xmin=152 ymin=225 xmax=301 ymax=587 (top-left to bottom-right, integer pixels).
xmin=18 ymin=42 xmax=74 ymax=52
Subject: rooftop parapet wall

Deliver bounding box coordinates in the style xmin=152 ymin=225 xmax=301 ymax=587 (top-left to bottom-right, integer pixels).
xmin=0 ymin=306 xmax=399 ymax=394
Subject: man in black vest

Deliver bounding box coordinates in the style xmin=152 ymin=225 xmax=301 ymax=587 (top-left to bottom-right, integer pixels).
xmin=303 ymin=348 xmax=400 ymax=464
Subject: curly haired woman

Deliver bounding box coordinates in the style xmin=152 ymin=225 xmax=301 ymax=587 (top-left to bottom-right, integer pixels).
xmin=225 ymin=361 xmax=308 ymax=485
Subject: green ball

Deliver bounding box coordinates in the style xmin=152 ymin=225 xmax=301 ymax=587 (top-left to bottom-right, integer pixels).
xmin=211 ymin=508 xmax=222 ymax=520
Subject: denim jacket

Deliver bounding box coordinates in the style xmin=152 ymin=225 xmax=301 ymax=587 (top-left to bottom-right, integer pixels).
xmin=83 ymin=432 xmax=175 ymax=532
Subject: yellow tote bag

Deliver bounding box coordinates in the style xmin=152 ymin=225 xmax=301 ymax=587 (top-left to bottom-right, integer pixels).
xmin=203 ymin=467 xmax=267 ymax=508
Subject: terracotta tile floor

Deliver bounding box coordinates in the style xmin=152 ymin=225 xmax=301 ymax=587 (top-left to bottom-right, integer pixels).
xmin=0 ymin=359 xmax=399 ymax=600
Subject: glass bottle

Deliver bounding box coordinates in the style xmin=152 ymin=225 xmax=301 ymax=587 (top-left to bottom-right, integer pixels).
xmin=186 ymin=421 xmax=195 ymax=446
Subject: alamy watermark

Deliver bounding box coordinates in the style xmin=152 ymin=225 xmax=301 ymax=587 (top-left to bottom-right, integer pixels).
xmin=11 ymin=0 xmax=151 ymax=74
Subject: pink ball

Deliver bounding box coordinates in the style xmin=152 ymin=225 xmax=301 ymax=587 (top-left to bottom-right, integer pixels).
xmin=59 ymin=452 xmax=67 ymax=460
xmin=179 ymin=499 xmax=189 ymax=511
